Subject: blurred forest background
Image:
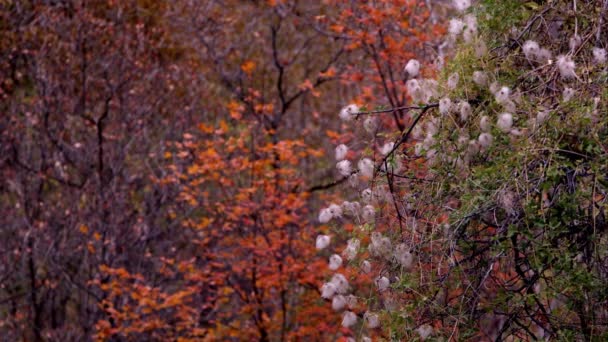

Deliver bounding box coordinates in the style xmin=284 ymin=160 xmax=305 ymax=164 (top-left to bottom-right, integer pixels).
xmin=1 ymin=0 xmax=607 ymax=341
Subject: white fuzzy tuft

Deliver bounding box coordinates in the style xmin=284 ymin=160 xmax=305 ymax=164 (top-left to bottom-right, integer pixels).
xmin=557 ymin=55 xmax=576 ymax=79
xmin=478 ymin=132 xmax=493 ymax=149
xmin=562 ymin=87 xmax=575 ymax=102
xmin=494 ymin=86 xmax=510 ymax=104
xmin=453 ymin=0 xmax=471 ymax=12
xmin=343 ymin=238 xmax=360 ymax=260
xmin=439 ymin=97 xmax=452 ymax=115
xmin=341 ymin=311 xmax=357 ymax=328
xmin=361 ymin=188 xmax=373 ymax=203
xmin=361 ymin=260 xmax=372 ymax=274
xmin=318 ymin=208 xmax=332 ymax=223
xmin=362 ymin=205 xmax=375 ymax=223
xmin=330 ymin=273 xmax=349 ymax=294
xmin=336 ymin=160 xmax=352 ymax=177
xmin=339 ymin=104 xmax=359 ymax=121
xmin=342 ymin=201 xmax=360 ymax=217
xmin=329 ymin=254 xmax=343 ymax=270
xmin=459 ymin=101 xmax=472 ymax=122
xmin=363 ymin=116 xmax=378 ymax=134
xmin=375 ymin=276 xmax=390 ymax=292
xmin=332 ymin=295 xmax=346 ymax=311
xmin=394 ymin=243 xmax=414 ymax=269
xmin=569 ymin=34 xmax=581 ymax=51
xmin=417 ymin=324 xmax=433 ymax=340
xmin=328 ymin=203 xmax=343 ymax=218
xmin=480 ymin=115 xmax=491 ymax=132
xmin=497 ymin=113 xmax=513 ymax=133
xmin=404 ymin=59 xmax=420 ymax=79
xmin=335 ymin=144 xmax=348 ymax=161
xmin=447 ymin=72 xmax=460 ymax=90
xmin=593 ymin=47 xmax=607 ymax=64
xmin=316 ymin=234 xmax=331 ymax=249
xmin=472 ymin=71 xmax=488 ymax=86
xmin=449 ymin=19 xmax=464 ymax=36
xmin=364 ymin=312 xmax=380 ymax=329
xmin=522 ymin=40 xmax=539 ymax=60
xmin=380 ymin=142 xmax=395 ymax=156
xmin=358 ymin=158 xmax=374 ymax=178
xmin=321 ymin=282 xmax=336 ymax=299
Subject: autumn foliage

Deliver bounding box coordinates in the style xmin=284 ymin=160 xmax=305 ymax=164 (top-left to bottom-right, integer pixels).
xmin=1 ymin=0 xmax=447 ymax=340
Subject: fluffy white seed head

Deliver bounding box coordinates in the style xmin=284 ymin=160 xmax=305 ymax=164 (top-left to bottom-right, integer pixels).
xmin=557 ymin=55 xmax=576 ymax=79
xmin=457 ymin=132 xmax=470 ymax=148
xmin=358 ymin=158 xmax=374 ymax=179
xmin=380 ymin=142 xmax=395 ymax=156
xmin=331 ymin=273 xmax=349 ymax=294
xmin=335 ymin=144 xmax=348 ymax=161
xmin=447 ymin=72 xmax=460 ymax=90
xmin=466 ymin=139 xmax=480 ymax=162
xmin=464 ymin=14 xmax=477 ymax=32
xmin=463 ymin=26 xmax=476 ymax=43
xmin=361 ymin=188 xmax=373 ymax=203
xmin=417 ymin=324 xmax=433 ymax=340
xmin=376 ymin=276 xmax=390 ymax=292
xmin=489 ymin=81 xmax=500 ymax=95
xmin=474 ymin=39 xmax=488 ymax=58
xmin=343 ymin=238 xmax=360 ymax=260
xmin=404 ymin=59 xmax=420 ymax=79
xmin=478 ymin=132 xmax=493 ymax=149
xmin=562 ymin=87 xmax=575 ymax=102
xmin=345 ymin=294 xmax=357 ymax=309
xmin=342 ymin=311 xmax=357 ymax=328
xmin=453 ymin=0 xmax=471 ymax=11
xmin=321 ymin=282 xmax=336 ymax=299
xmin=316 ymin=234 xmax=330 ymax=249
xmin=472 ymin=71 xmax=488 ymax=86
xmin=394 ymin=243 xmax=414 ymax=269
xmin=370 ymin=232 xmax=392 ymax=258
xmin=420 ymin=79 xmax=438 ymax=102
xmin=501 ymin=99 xmax=516 ymax=113
xmin=414 ymin=142 xmax=424 ymax=157
xmin=459 ymin=101 xmax=472 ymax=122
xmin=522 ymin=40 xmax=539 ymax=60
xmin=497 ymin=113 xmax=513 ymax=133
xmin=494 ymin=86 xmax=510 ymax=104
xmin=361 ymin=260 xmax=372 ymax=274
xmin=363 ymin=116 xmax=378 ymax=134
xmin=480 ymin=115 xmax=491 ymax=132
xmin=407 ymin=79 xmax=422 ymax=102
xmin=318 ymin=208 xmax=332 ymax=223
xmin=426 ymin=117 xmax=439 ymax=135
xmin=332 ymin=295 xmax=346 ymax=311
xmin=439 ymin=97 xmax=452 ymax=115
xmin=364 ymin=312 xmax=380 ymax=329
xmin=342 ymin=201 xmax=360 ymax=217
xmin=329 ymin=254 xmax=343 ymax=270
xmin=362 ymin=204 xmax=375 ymax=223
xmin=449 ymin=19 xmax=464 ymax=36
xmin=339 ymin=104 xmax=359 ymax=121
xmin=537 ymin=48 xmax=552 ymax=64
xmin=348 ymin=174 xmax=359 ymax=188
xmin=336 ymin=160 xmax=352 ymax=177
xmin=593 ymin=47 xmax=607 ymax=64
xmin=569 ymin=34 xmax=581 ymax=51
xmin=328 ymin=203 xmax=343 ymax=218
